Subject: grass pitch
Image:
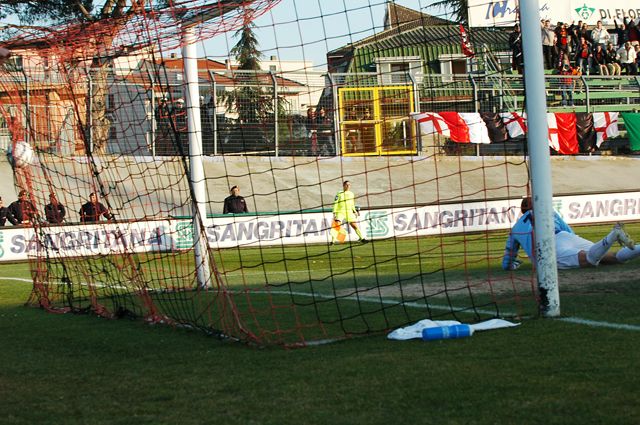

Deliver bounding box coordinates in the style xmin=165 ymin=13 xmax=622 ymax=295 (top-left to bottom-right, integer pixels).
xmin=1 ymin=223 xmax=639 ymax=424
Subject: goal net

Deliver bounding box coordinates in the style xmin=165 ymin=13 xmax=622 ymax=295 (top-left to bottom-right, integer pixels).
xmin=0 ymin=0 xmax=535 ymax=347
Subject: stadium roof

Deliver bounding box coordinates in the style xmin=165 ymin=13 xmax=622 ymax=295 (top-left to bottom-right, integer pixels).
xmin=328 ymin=4 xmax=506 ymax=56
xmin=383 ymin=2 xmax=452 ymax=30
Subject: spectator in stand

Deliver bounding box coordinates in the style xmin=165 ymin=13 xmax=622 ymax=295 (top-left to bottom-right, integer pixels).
xmin=44 ymin=193 xmax=66 ymax=224
xmin=568 ymin=22 xmax=582 ymax=61
xmin=636 ymin=44 xmax=640 ymax=69
xmin=173 ymin=98 xmax=187 ymax=154
xmin=606 ymin=42 xmax=622 ymax=75
xmin=593 ymin=44 xmax=609 ymax=75
xmin=0 ymin=197 xmax=8 ymax=226
xmin=591 ymin=20 xmax=610 ymax=50
xmin=559 ymin=62 xmax=579 ymax=107
xmin=223 ymin=185 xmax=248 ymax=214
xmin=613 ymin=20 xmax=629 ymax=47
xmin=541 ymin=20 xmax=557 ymax=70
xmin=306 ymin=107 xmax=317 ymax=155
xmin=618 ymin=41 xmax=638 ymax=75
xmin=79 ymin=192 xmax=112 ymax=223
xmin=574 ymin=36 xmax=593 ymax=74
xmin=315 ymin=107 xmax=334 ymax=156
xmin=627 ymin=18 xmax=640 ymax=46
xmin=555 ymin=22 xmax=571 ymax=67
xmin=568 ymin=21 xmax=582 ymax=44
xmin=579 ymin=22 xmax=591 ymax=42
xmin=7 ymin=190 xmax=37 ymax=225
xmin=509 ymin=24 xmax=523 ymax=73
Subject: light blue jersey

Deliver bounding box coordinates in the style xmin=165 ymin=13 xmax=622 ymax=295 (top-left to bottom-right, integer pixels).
xmin=502 ymin=210 xmax=573 ymax=270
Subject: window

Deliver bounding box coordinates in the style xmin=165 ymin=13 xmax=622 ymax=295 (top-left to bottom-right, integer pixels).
xmin=439 ymin=54 xmax=477 ymax=82
xmin=4 ymin=55 xmax=23 ymax=71
xmin=390 ymin=63 xmax=409 ymax=73
xmin=375 ymin=56 xmax=422 ymax=85
xmin=107 ymin=94 xmax=115 ymax=113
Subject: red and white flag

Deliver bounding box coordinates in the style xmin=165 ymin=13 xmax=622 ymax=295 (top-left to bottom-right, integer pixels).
xmin=415 ymin=112 xmax=490 ymax=144
xmin=500 ymin=112 xmax=527 ymax=138
xmin=460 ymin=24 xmax=475 ymax=57
xmin=459 ymin=113 xmax=491 ymax=144
xmin=413 ymin=112 xmax=450 ymax=138
xmin=547 ymin=112 xmax=578 ymax=154
xmin=439 ymin=112 xmax=471 ymax=143
xmin=593 ymin=112 xmax=619 ymax=147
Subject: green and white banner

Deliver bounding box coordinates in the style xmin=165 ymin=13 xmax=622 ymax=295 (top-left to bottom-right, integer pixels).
xmin=0 ymin=191 xmax=639 ymax=262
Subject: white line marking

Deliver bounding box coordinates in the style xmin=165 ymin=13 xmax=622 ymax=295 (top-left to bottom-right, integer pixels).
xmin=4 ymin=277 xmax=638 ymax=331
xmin=0 ymin=277 xmax=33 ymax=283
xmin=558 ymin=317 xmax=640 ymax=331
xmin=264 ymin=289 xmax=508 ymax=317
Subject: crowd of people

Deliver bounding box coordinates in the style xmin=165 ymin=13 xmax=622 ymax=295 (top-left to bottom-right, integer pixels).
xmin=0 ymin=191 xmax=112 ymax=227
xmin=305 ymin=106 xmax=334 ymax=156
xmin=510 ymin=18 xmax=640 ymax=76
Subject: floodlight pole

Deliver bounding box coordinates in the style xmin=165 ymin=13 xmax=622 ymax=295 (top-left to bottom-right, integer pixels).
xmin=520 ymin=0 xmax=560 ymax=317
xmin=182 ymin=25 xmax=212 ymax=289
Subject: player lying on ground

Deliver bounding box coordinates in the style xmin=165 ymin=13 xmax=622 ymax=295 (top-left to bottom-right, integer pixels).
xmin=502 ymin=197 xmax=640 ymax=270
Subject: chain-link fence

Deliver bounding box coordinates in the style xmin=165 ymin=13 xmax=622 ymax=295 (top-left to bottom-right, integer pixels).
xmin=2 ymin=65 xmax=639 ymax=156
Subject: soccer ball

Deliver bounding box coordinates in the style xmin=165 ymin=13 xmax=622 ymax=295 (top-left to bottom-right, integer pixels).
xmin=10 ymin=141 xmax=34 ymax=168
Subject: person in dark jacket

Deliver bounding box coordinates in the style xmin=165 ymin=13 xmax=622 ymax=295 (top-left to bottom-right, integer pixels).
xmin=79 ymin=192 xmax=112 ymax=223
xmin=44 ymin=193 xmax=66 ymax=224
xmin=0 ymin=197 xmax=8 ymax=226
xmin=508 ymin=24 xmax=523 ymax=73
xmin=614 ymin=20 xmax=629 ymax=47
xmin=7 ymin=190 xmax=37 ymax=225
xmin=223 ymin=185 xmax=248 ymax=214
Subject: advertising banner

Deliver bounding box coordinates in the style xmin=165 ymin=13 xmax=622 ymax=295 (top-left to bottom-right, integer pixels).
xmin=468 ymin=0 xmax=640 ymax=27
xmin=0 ymin=192 xmax=639 ymax=262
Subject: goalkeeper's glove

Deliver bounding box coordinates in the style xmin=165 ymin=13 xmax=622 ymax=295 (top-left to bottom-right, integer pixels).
xmin=510 ymin=259 xmax=522 ymax=270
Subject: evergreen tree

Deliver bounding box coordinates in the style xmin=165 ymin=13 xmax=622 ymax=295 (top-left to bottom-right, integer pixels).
xmin=429 ymin=0 xmax=469 ymax=25
xmin=225 ymin=20 xmax=272 ymax=127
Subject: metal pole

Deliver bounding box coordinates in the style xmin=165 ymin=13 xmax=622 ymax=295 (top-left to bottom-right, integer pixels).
xmin=149 ymin=71 xmax=156 ymax=157
xmin=328 ymin=73 xmax=340 ymax=155
xmin=581 ymin=75 xmax=589 ymax=113
xmin=22 ymin=68 xmax=30 ymax=144
xmin=409 ymin=73 xmax=421 ymax=154
xmin=210 ymin=70 xmax=218 ymax=156
xmin=520 ymin=0 xmax=560 ymax=317
xmin=182 ymin=26 xmax=212 ymax=289
xmin=270 ymin=71 xmax=278 ymax=157
xmin=87 ymin=70 xmax=93 ymax=154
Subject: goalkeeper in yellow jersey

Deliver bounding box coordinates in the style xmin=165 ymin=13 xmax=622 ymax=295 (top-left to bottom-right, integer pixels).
xmin=332 ymin=180 xmax=367 ymax=244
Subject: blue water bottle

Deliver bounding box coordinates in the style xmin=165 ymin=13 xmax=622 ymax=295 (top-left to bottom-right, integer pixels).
xmin=422 ymin=324 xmax=474 ymax=341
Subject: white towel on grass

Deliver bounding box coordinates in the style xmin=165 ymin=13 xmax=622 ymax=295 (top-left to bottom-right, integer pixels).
xmin=387 ymin=318 xmax=520 ymax=340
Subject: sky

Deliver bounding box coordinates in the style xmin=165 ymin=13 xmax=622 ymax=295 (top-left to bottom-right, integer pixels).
xmin=0 ymin=0 xmax=446 ymax=70
xmin=200 ymin=0 xmax=444 ymax=70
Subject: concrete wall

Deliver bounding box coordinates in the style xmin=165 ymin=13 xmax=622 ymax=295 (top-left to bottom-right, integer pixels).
xmin=2 ymin=154 xmax=639 ymax=222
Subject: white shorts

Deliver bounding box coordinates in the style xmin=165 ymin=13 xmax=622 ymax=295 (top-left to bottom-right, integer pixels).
xmin=555 ymin=231 xmax=593 ymax=269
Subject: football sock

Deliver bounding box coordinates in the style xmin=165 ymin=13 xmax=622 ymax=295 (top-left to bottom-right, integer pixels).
xmin=586 ymin=228 xmax=618 ymax=265
xmin=355 ymin=227 xmax=364 ymax=240
xmin=615 ymin=245 xmax=640 ymax=263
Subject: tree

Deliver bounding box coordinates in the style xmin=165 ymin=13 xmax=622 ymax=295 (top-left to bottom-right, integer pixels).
xmin=225 ymin=20 xmax=273 ymax=127
xmin=428 ymin=0 xmax=468 ymax=25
